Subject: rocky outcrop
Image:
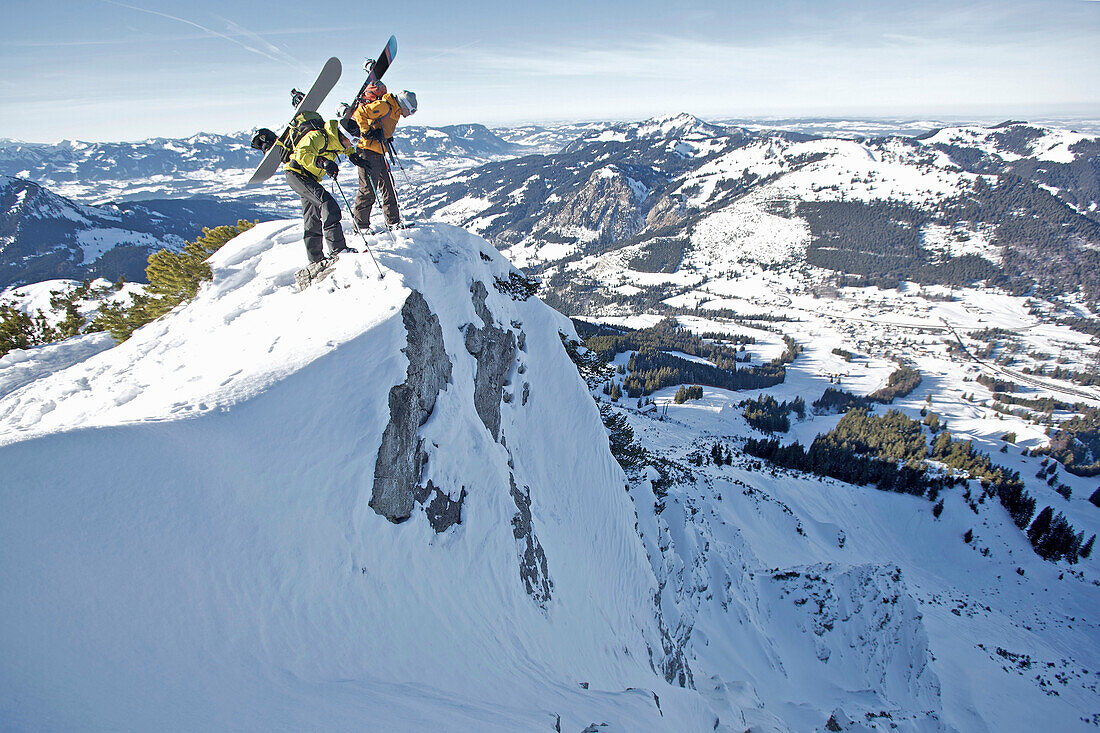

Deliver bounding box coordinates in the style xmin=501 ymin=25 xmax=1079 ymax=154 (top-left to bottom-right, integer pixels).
xmin=509 ymin=473 xmax=553 ymax=609
xmin=413 ymin=480 xmax=466 ymax=533
xmin=464 ymin=281 xmax=516 ymax=442
xmin=643 ymin=193 xmax=689 ymax=230
xmin=550 ymin=167 xmax=647 ymax=245
xmin=371 ymin=290 xmax=452 ymax=523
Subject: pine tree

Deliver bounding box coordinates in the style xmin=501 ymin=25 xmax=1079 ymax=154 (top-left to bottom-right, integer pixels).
xmin=92 ymin=220 xmax=256 ymax=342
xmin=599 ymin=403 xmax=644 ymax=470
xmin=0 ymin=305 xmax=60 ymax=358
xmin=1027 ymin=506 xmax=1053 ymax=547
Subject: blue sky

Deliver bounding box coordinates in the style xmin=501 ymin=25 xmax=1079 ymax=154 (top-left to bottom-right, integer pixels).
xmin=2 ymin=0 xmax=1097 ymax=142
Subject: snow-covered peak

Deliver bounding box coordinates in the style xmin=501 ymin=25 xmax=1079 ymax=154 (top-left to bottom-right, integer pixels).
xmin=634 ymin=112 xmax=728 ymax=140
xmin=0 ymin=174 xmax=98 ymax=225
xmin=0 ymin=222 xmax=520 ymax=439
xmin=0 ymin=220 xmax=721 ymax=729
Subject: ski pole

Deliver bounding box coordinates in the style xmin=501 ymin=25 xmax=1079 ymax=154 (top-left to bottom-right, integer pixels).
xmin=369 ymin=173 xmax=404 ymax=242
xmin=381 ymin=158 xmax=405 ymax=224
xmin=385 ymin=138 xmax=414 ymax=190
xmin=331 ymin=175 xmax=385 ymax=280
xmin=375 ymin=146 xmax=408 ymax=225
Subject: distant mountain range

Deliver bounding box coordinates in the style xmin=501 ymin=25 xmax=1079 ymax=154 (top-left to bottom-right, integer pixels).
xmin=0 ymin=123 xmax=554 ymax=287
xmin=406 ymin=114 xmax=1100 ymax=308
xmin=0 ymin=123 xmax=553 ymax=207
xmin=0 ymin=176 xmax=267 ymax=287
xmin=3 ymin=116 xmax=1099 ymax=302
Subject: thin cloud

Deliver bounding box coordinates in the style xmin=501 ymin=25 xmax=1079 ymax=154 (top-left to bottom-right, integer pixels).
xmin=3 ymin=25 xmax=351 ymax=49
xmin=95 ymin=0 xmax=297 ymax=66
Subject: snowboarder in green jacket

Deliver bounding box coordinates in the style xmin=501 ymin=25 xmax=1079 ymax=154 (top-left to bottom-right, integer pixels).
xmin=284 ymin=120 xmax=356 ymax=264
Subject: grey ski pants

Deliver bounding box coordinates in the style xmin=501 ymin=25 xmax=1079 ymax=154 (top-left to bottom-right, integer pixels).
xmin=352 ymin=150 xmax=400 ymax=227
xmin=286 ymin=170 xmax=346 ymax=263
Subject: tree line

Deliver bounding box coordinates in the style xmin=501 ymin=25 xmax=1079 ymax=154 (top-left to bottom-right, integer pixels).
xmin=574 ymin=317 xmax=798 ymax=398
xmin=744 ymin=408 xmax=1093 ymax=564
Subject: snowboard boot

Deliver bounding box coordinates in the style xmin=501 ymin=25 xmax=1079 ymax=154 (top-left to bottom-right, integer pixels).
xmin=295 ymin=255 xmax=341 ymax=292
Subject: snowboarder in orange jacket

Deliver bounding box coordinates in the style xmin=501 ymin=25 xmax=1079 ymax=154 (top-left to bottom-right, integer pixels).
xmin=346 ymin=83 xmax=417 ymax=229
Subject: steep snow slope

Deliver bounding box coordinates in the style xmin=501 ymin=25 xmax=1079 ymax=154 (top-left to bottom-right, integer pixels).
xmin=610 ymin=385 xmax=1099 ymax=732
xmin=0 ymin=222 xmax=714 ymax=730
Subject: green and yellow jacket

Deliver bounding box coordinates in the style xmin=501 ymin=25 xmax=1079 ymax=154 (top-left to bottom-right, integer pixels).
xmin=285 ymin=120 xmax=354 ymax=182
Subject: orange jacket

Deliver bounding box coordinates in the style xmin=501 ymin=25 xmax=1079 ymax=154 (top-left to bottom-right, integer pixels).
xmin=352 ymin=93 xmax=402 ymax=155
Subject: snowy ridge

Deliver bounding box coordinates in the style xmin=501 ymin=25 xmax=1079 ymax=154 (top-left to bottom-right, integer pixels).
xmin=919 ymin=123 xmax=1092 ymax=164
xmin=0 ymin=222 xmax=721 ymax=730
xmin=405 ymin=118 xmax=1100 ymax=303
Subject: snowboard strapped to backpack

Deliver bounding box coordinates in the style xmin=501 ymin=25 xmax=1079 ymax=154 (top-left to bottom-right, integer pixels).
xmin=250 ymin=110 xmax=326 ymax=163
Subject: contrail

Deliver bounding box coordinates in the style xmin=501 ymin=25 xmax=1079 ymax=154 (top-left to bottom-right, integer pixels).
xmin=420 ymin=40 xmax=481 ymax=64
xmin=96 ymin=0 xmax=296 ymax=66
xmin=219 ymin=17 xmax=305 ymax=69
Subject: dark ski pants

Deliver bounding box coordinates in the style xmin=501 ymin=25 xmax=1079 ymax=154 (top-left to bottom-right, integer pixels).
xmin=286 ymin=170 xmax=347 ymax=263
xmin=352 ymin=150 xmax=400 ymax=227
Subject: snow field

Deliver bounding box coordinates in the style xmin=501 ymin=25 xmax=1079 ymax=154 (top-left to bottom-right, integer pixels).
xmin=0 ymin=221 xmax=724 ymax=730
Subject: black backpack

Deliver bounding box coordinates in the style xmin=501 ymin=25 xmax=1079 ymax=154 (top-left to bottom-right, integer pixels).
xmin=279 ymin=111 xmax=326 ymax=163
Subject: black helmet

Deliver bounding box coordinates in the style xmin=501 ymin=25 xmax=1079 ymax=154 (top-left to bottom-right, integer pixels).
xmin=340 ymin=117 xmax=362 ymax=138
xmin=251 ymin=128 xmax=277 ymax=152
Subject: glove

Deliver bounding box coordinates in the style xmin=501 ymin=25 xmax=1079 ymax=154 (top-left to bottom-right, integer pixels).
xmin=320 ymin=158 xmax=339 ymax=178
xmin=348 ymin=152 xmax=369 ymax=169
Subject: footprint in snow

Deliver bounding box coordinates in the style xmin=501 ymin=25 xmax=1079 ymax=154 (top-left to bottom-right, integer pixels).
xmin=19 ymin=399 xmax=56 ymax=426
xmin=113 ymin=387 xmax=141 ymax=406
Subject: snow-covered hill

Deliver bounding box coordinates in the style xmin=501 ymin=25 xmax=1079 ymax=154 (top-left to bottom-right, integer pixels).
xmin=1 ymin=220 xmax=1097 ymax=731
xmin=590 ymin=326 xmax=1099 ymax=732
xmin=409 ymin=117 xmax=1100 ymax=305
xmin=2 ymin=220 xmax=1091 ymax=726
xmin=5 ymin=110 xmax=1100 ymax=730
xmin=0 ymin=222 xmax=718 ymax=730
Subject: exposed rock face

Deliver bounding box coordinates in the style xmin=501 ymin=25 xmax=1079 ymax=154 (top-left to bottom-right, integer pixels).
xmin=643 ymin=193 xmax=688 ymax=230
xmin=371 ymin=290 xmax=452 ymax=523
xmin=460 ymin=282 xmax=552 ymax=606
xmin=550 ymin=167 xmax=647 ymax=244
xmin=509 ymin=473 xmax=553 ymax=609
xmin=464 ymin=281 xmax=516 ymax=442
xmin=413 ymin=480 xmax=466 ymax=533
